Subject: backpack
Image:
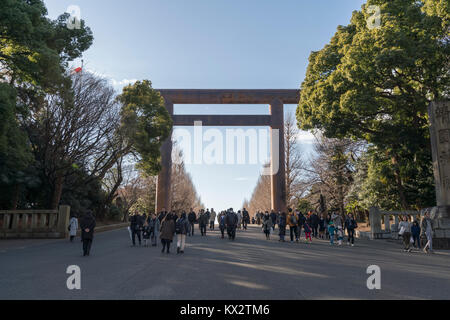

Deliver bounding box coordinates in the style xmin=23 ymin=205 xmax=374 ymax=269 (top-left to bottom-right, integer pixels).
xmin=290 ymin=214 xmax=298 ymax=225
xmin=175 ymin=218 xmax=184 ymax=234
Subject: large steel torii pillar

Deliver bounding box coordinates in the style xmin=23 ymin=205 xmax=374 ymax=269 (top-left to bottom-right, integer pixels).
xmin=155 ymin=89 xmax=300 ymax=214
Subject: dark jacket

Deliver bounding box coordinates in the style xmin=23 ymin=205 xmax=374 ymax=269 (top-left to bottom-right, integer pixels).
xmin=160 ymin=218 xmax=175 ymax=241
xmin=130 ymin=215 xmax=144 ymax=231
xmin=225 ymin=212 xmax=238 ymax=228
xmin=411 ymin=223 xmax=421 ymax=236
xmin=310 ymin=214 xmax=319 ymax=227
xmin=198 ymin=213 xmax=209 ymax=226
xmin=270 ymin=212 xmax=277 ymax=223
xmin=242 ymin=210 xmax=250 ymax=223
xmin=345 ymin=218 xmax=358 ymax=230
xmin=80 ymin=213 xmax=96 ymax=240
xmin=188 ymin=212 xmax=197 ymax=223
xmin=176 ymin=216 xmax=190 ymax=235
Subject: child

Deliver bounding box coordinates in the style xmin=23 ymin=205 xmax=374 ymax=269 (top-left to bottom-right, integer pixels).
xmin=142 ymin=221 xmax=151 ymax=247
xmin=337 ymin=226 xmax=344 ymax=246
xmin=303 ymin=222 xmax=312 ymax=243
xmin=328 ymin=221 xmax=335 ymax=245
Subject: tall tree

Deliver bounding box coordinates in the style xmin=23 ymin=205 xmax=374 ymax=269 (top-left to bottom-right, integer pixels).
xmin=118 ymin=80 xmax=173 ymax=176
xmin=297 ymin=0 xmax=449 ymax=209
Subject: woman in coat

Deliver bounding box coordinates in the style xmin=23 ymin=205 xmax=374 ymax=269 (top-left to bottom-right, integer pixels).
xmin=68 ymin=214 xmax=78 ymax=242
xmin=160 ymin=213 xmax=176 ymax=254
xmin=176 ymin=212 xmax=190 ymax=254
xmin=262 ymin=213 xmax=272 ymax=240
xmin=80 ymin=210 xmax=96 ymax=256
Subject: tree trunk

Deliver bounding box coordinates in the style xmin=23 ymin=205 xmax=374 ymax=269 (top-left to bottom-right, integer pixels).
xmin=50 ymin=174 xmax=64 ymax=210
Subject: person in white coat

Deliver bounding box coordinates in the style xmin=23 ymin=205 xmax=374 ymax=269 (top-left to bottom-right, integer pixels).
xmin=68 ymin=214 xmax=79 ymax=242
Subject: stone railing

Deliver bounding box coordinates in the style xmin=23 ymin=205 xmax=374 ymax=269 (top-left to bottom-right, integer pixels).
xmin=0 ymin=206 xmax=70 ymax=239
xmin=369 ymin=207 xmax=422 ymax=240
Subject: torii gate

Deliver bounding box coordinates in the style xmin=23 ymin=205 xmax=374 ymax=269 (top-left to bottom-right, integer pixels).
xmin=155 ymin=89 xmax=300 ymax=213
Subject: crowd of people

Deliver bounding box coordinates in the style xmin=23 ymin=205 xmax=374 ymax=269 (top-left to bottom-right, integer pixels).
xmin=256 ymin=209 xmax=358 ymax=246
xmin=67 ymin=206 xmax=436 ymax=256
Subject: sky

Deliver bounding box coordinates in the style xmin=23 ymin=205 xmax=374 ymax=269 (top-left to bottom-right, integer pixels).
xmin=44 ymin=0 xmax=367 ymax=212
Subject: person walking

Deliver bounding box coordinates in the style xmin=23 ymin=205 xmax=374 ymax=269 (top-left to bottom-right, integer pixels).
xmin=278 ymin=212 xmax=287 ymax=242
xmin=398 ymin=215 xmax=412 ymax=252
xmin=209 ymin=208 xmax=217 ymax=230
xmin=287 ymin=209 xmax=299 ymax=242
xmin=344 ymin=213 xmax=358 ymax=247
xmin=297 ymin=211 xmax=306 ymax=241
xmin=188 ymin=209 xmax=196 ymax=236
xmin=142 ymin=219 xmax=151 ymax=247
xmin=176 ymin=212 xmax=190 ymax=254
xmin=198 ymin=209 xmax=208 ymax=236
xmin=303 ymin=221 xmax=312 ymax=243
xmin=328 ymin=221 xmax=335 ymax=245
xmin=318 ymin=214 xmax=326 ymax=239
xmin=310 ymin=211 xmax=319 ymax=238
xmin=263 ymin=213 xmax=272 ymax=240
xmin=242 ymin=208 xmax=250 ymax=230
xmin=411 ymin=220 xmax=421 ymax=249
xmin=160 ymin=213 xmax=175 ymax=254
xmin=158 ymin=208 xmax=168 ymax=223
xmin=225 ymin=208 xmax=238 ymax=240
xmin=331 ymin=212 xmax=343 ymax=245
xmin=130 ymin=213 xmax=143 ymax=246
xmin=421 ymin=211 xmax=434 ymax=254
xmin=219 ymin=211 xmax=226 ymax=238
xmin=270 ymin=210 xmax=277 ymax=231
xmin=68 ymin=214 xmax=78 ymax=242
xmin=148 ymin=213 xmax=160 ymax=247
xmin=236 ymin=210 xmax=242 ymax=230
xmin=80 ymin=210 xmax=96 ymax=256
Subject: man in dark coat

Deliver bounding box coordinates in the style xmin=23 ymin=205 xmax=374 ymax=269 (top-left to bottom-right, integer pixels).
xmin=80 ymin=210 xmax=96 ymax=256
xmin=310 ymin=212 xmax=320 ymax=238
xmin=225 ymin=208 xmax=238 ymax=240
xmin=242 ymin=208 xmax=250 ymax=230
xmin=198 ymin=209 xmax=208 ymax=236
xmin=188 ymin=208 xmax=197 ymax=236
xmin=130 ymin=213 xmax=144 ymax=246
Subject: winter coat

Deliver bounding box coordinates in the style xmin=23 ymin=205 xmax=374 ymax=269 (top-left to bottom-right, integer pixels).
xmin=160 ymin=218 xmax=175 ymax=241
xmin=287 ymin=213 xmax=298 ymax=227
xmin=210 ymin=211 xmax=217 ymax=223
xmin=411 ymin=223 xmax=421 ymax=237
xmin=345 ymin=218 xmax=358 ymax=230
xmin=130 ymin=215 xmax=144 ymax=231
xmin=219 ymin=214 xmax=226 ymax=229
xmin=310 ymin=214 xmax=319 ymax=227
xmin=242 ymin=211 xmax=250 ymax=223
xmin=188 ymin=212 xmax=197 ymax=223
xmin=176 ymin=217 xmax=190 ymax=235
xmin=263 ymin=217 xmax=272 ymax=232
xmin=142 ymin=225 xmax=152 ymax=239
xmin=318 ymin=218 xmax=325 ymax=230
xmin=80 ymin=213 xmax=96 ymax=240
xmin=148 ymin=218 xmax=160 ymax=238
xmin=198 ymin=213 xmax=209 ymax=226
xmin=303 ymin=223 xmax=311 ymax=233
xmin=68 ymin=217 xmax=78 ymax=236
xmin=278 ymin=215 xmax=287 ymax=228
xmin=328 ymin=224 xmax=335 ymax=236
xmin=225 ymin=212 xmax=238 ymax=227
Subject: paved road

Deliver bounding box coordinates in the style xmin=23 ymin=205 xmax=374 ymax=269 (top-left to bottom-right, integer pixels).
xmin=1 ymin=225 xmax=449 ymax=300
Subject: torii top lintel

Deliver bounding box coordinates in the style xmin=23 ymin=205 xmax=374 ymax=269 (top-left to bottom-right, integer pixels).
xmin=157 ymin=89 xmax=300 ymax=105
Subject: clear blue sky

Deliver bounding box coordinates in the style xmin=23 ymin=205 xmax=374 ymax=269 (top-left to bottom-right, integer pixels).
xmin=45 ymin=0 xmax=366 ymax=212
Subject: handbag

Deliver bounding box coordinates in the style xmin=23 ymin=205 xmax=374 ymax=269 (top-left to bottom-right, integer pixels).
xmin=398 ymin=226 xmax=405 ymax=236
